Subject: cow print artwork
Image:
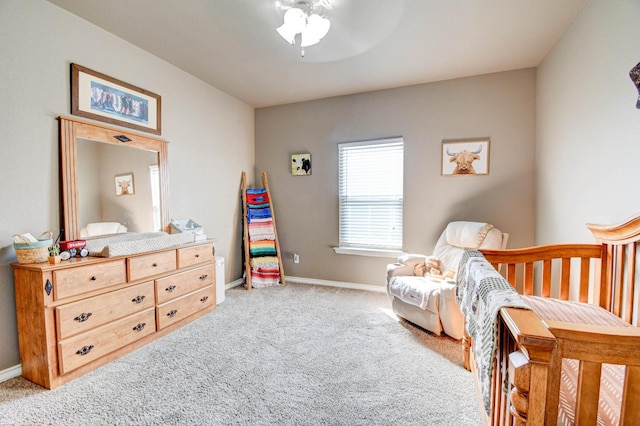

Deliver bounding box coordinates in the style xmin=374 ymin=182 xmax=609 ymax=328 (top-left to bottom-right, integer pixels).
xmin=630 ymin=62 xmax=640 ymax=109
xmin=291 ymin=153 xmax=311 ymax=176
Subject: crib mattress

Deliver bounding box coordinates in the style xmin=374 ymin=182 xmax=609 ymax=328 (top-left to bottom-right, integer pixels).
xmin=523 ymin=296 xmax=631 ymax=426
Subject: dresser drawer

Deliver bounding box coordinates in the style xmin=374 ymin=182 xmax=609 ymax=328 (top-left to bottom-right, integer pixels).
xmin=53 ymin=260 xmax=126 ymax=300
xmin=156 ymin=286 xmax=215 ymax=330
xmin=55 ymin=281 xmax=155 ymax=340
xmin=128 ymin=250 xmax=177 ymax=282
xmin=177 ymin=243 xmax=215 ymax=269
xmin=155 ymin=264 xmax=214 ymax=304
xmin=57 ymin=308 xmax=155 ymax=375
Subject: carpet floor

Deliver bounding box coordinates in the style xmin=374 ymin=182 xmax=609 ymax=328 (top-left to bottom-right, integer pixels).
xmin=0 ymin=283 xmax=481 ymax=425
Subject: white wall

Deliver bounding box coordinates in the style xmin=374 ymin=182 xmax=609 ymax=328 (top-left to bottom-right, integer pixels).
xmin=536 ymin=0 xmax=640 ymax=243
xmin=0 ymin=1 xmax=254 ymax=371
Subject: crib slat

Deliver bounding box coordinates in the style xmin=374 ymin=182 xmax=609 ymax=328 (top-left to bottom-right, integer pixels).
xmin=579 ymin=257 xmax=590 ymax=303
xmin=524 ymin=262 xmax=534 ymax=295
xmin=575 ymin=361 xmax=602 ymax=425
xmin=507 ymin=263 xmax=517 ymax=291
xmin=621 ymin=365 xmax=640 ymax=425
xmin=560 ymin=258 xmax=570 ymax=300
xmin=542 ymin=259 xmax=552 ymax=297
xmin=624 ymin=243 xmax=636 ymax=325
xmin=600 ymin=244 xmax=615 ymax=310
xmin=614 ymin=244 xmax=625 ymax=317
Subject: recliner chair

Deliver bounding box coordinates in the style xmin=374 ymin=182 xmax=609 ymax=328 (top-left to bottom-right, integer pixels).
xmin=386 ymin=221 xmax=508 ymax=339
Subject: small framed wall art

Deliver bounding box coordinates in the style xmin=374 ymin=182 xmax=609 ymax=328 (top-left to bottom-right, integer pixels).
xmin=115 ymin=173 xmax=135 ymax=196
xmin=291 ymin=153 xmax=311 ymax=176
xmin=441 ymin=138 xmax=490 ymax=176
xmin=71 ymin=63 xmax=162 ymax=135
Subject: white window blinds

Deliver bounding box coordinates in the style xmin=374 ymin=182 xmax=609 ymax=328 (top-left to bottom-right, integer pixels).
xmin=338 ymin=137 xmax=404 ymax=251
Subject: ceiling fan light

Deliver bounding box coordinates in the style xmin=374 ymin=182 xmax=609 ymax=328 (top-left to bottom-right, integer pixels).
xmin=277 ymin=8 xmax=306 ymax=43
xmin=307 ymin=14 xmax=330 ymax=40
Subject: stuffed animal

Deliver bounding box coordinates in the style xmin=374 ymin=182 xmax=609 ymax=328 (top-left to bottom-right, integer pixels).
xmin=414 ymin=256 xmax=442 ymax=277
xmin=443 ymin=269 xmax=456 ymax=280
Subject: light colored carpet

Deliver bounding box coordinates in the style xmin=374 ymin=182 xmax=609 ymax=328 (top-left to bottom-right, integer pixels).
xmin=0 ymin=283 xmax=480 ymax=425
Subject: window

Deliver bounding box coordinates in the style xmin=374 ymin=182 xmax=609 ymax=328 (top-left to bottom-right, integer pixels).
xmin=337 ymin=137 xmax=404 ymax=255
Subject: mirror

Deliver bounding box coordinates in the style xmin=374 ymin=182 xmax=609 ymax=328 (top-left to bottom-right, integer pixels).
xmin=59 ymin=116 xmax=170 ymax=241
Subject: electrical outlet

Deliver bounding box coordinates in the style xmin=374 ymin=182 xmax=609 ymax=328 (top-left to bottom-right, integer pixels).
xmin=293 ymin=253 xmax=300 ymax=264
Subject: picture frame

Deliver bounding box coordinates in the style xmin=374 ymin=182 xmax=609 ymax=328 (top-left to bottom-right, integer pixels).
xmin=291 ymin=153 xmax=312 ymax=176
xmin=71 ymin=63 xmax=162 ymax=135
xmin=441 ymin=138 xmax=490 ymax=176
xmin=115 ymin=173 xmax=135 ymax=196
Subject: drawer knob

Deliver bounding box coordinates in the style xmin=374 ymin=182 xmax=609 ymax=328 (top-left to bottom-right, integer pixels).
xmin=132 ymin=323 xmax=146 ymax=332
xmin=90 ymin=276 xmax=97 ymax=281
xmin=199 ymin=274 xmax=208 ymax=280
xmin=152 ymin=263 xmax=158 ymax=267
xmin=200 ymin=296 xmax=209 ymax=303
xmin=131 ymin=295 xmax=145 ymax=304
xmin=76 ymin=345 xmax=94 ymax=356
xmin=74 ymin=312 xmax=93 ymax=322
xmin=167 ymin=309 xmax=178 ymax=318
xmin=195 ymin=254 xmax=200 ymax=258
xmin=165 ymin=285 xmax=176 ymax=292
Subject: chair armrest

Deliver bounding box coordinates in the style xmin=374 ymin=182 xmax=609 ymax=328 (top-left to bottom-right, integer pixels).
xmin=386 ymin=254 xmax=428 ymax=279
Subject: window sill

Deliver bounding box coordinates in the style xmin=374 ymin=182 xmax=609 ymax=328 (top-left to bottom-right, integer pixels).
xmin=332 ymin=247 xmax=404 ymax=258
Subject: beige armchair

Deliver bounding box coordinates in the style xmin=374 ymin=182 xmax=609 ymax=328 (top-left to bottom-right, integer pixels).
xmin=386 ymin=221 xmax=508 ymax=339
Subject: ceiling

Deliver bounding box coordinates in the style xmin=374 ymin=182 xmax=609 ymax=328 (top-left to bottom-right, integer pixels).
xmin=48 ymin=0 xmax=586 ymax=108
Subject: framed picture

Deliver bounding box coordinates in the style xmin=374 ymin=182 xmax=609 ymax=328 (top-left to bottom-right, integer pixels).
xmin=115 ymin=173 xmax=135 ymax=196
xmin=441 ymin=138 xmax=490 ymax=176
xmin=291 ymin=153 xmax=312 ymax=176
xmin=71 ymin=63 xmax=161 ymax=135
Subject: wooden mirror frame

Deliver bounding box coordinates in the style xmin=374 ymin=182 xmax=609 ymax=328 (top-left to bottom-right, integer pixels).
xmin=59 ymin=116 xmax=170 ymax=241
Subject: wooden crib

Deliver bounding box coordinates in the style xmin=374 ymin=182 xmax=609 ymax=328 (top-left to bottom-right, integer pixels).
xmin=463 ymin=213 xmax=640 ymax=425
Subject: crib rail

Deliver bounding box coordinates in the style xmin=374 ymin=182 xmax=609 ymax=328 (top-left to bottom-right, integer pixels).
xmin=481 ymin=244 xmax=603 ymax=303
xmin=472 ymin=213 xmax=640 ymax=425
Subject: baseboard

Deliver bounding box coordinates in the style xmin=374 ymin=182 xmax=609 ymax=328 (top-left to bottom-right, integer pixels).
xmin=0 ymin=364 xmax=21 ymax=383
xmin=227 ymin=276 xmax=385 ymax=293
xmin=226 ymin=279 xmax=243 ymax=289
xmin=285 ymin=276 xmax=386 ymax=293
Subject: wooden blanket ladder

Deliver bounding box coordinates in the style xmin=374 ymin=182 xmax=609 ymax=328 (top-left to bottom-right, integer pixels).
xmin=241 ymin=171 xmax=285 ymax=290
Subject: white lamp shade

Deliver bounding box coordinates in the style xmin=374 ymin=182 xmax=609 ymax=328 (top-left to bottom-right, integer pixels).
xmin=300 ymin=14 xmax=330 ymax=47
xmin=277 ymin=8 xmax=306 ymax=44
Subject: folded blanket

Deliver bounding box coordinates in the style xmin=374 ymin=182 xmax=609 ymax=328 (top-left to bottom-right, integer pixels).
xmin=388 ymin=276 xmax=442 ymax=310
xmin=250 ymin=276 xmax=281 ymax=288
xmin=250 ymin=256 xmax=279 ymax=270
xmin=248 ymin=207 xmax=272 ymax=222
xmin=249 ymin=239 xmax=276 ymax=257
xmin=248 ymin=219 xmax=275 ymax=241
xmin=456 ymin=251 xmax=530 ymax=415
xmin=248 ymin=202 xmax=270 ymax=209
xmin=246 ymin=191 xmax=269 ymax=205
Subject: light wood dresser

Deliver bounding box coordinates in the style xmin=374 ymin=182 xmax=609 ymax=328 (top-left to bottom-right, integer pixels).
xmin=12 ymin=241 xmax=216 ymax=389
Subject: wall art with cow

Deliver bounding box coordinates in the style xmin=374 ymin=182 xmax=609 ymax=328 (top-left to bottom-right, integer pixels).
xmin=291 ymin=153 xmax=312 ymax=176
xmin=115 ymin=172 xmax=135 ymax=195
xmin=441 ymin=139 xmax=490 ymax=176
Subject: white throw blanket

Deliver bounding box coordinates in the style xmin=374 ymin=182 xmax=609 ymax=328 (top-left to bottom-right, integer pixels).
xmin=456 ymin=251 xmax=530 ymax=414
xmin=388 ymin=276 xmax=442 ymax=310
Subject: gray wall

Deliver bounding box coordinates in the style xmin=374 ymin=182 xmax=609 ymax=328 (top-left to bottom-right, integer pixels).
xmin=536 ymin=0 xmax=640 ymax=243
xmin=0 ymin=1 xmax=254 ymax=371
xmin=255 ymin=69 xmax=537 ymax=286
